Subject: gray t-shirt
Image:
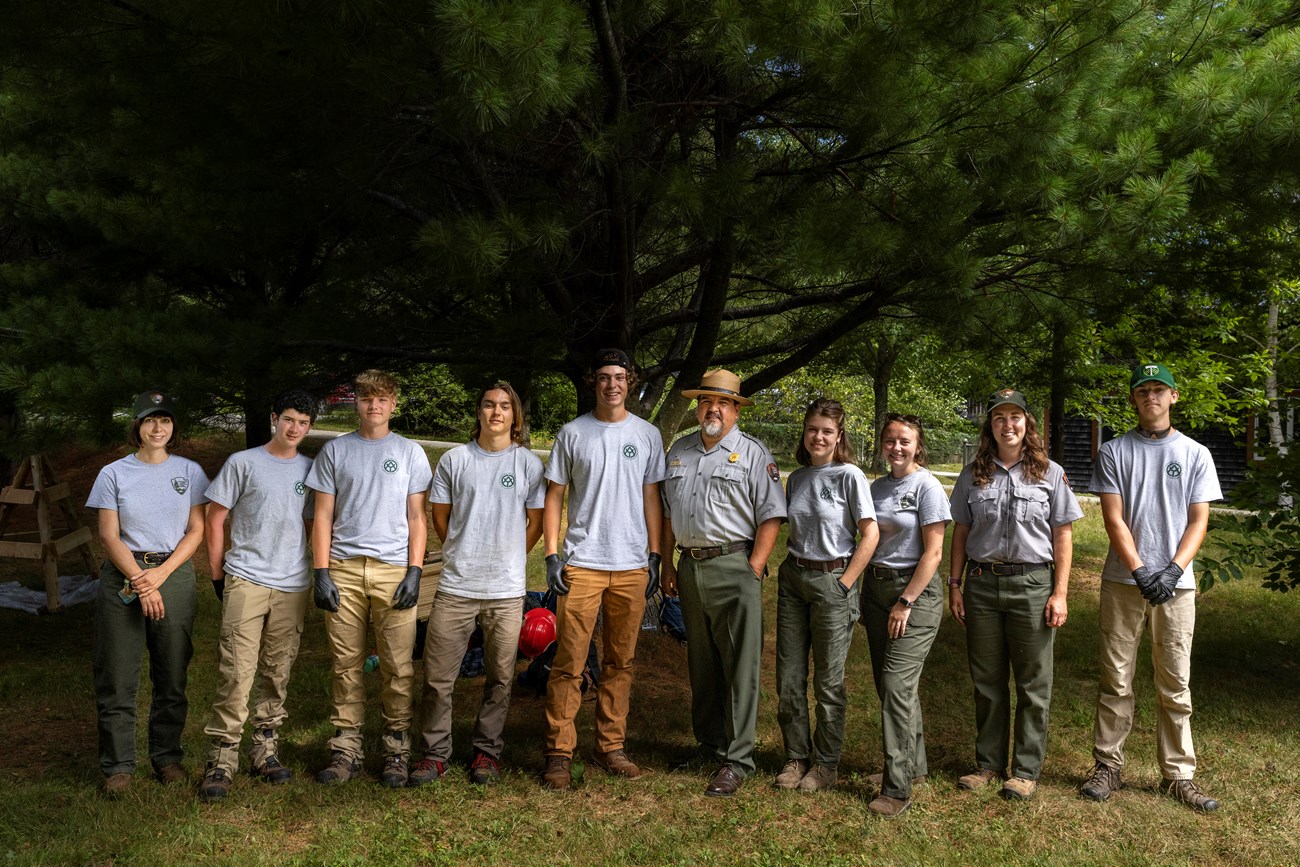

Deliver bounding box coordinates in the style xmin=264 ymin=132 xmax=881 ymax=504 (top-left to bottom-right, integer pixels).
xmin=870 ymin=468 xmax=952 ymax=569
xmin=662 ymin=426 xmax=788 ymax=547
xmin=429 ymin=441 xmax=545 ymax=599
xmin=205 ymin=446 xmax=314 ymax=591
xmin=785 ymin=462 xmax=875 ymax=560
xmin=950 ymin=458 xmax=1083 ymax=564
xmin=546 ymin=412 xmax=667 ymax=571
xmin=86 ymin=454 xmax=210 ymax=552
xmin=1091 ymin=429 xmax=1222 ymax=589
xmin=304 ymin=431 xmax=433 ymax=566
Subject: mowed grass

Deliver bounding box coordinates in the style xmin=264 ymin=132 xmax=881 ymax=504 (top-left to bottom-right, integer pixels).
xmin=0 ymin=441 xmax=1298 ymax=866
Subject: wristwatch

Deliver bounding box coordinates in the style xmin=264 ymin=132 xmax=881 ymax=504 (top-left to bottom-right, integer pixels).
xmin=947 ymin=577 xmax=962 ymax=589
xmin=895 ymin=596 xmax=914 ymax=609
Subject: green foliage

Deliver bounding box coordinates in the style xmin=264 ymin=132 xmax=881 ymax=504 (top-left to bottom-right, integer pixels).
xmin=1200 ymin=445 xmax=1300 ymax=593
xmin=392 ymin=365 xmax=476 ymax=440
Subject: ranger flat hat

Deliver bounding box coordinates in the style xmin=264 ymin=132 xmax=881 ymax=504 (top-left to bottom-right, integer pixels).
xmin=132 ymin=390 xmax=178 ymax=420
xmin=1130 ymin=362 xmax=1176 ymax=390
xmin=680 ymin=369 xmax=754 ymax=407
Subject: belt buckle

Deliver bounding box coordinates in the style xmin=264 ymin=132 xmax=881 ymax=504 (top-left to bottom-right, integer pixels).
xmin=141 ymin=552 xmax=163 ymax=567
xmin=688 ymin=547 xmax=706 ymax=560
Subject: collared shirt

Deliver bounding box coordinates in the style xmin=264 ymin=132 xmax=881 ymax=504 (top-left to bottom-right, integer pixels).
xmin=662 ymin=425 xmax=787 ymax=548
xmin=949 ymin=458 xmax=1082 ymax=564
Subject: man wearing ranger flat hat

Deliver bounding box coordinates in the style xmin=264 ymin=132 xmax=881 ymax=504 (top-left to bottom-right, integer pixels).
xmin=660 ymin=369 xmax=785 ymax=797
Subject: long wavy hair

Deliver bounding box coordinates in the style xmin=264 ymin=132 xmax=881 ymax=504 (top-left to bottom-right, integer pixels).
xmin=471 ymin=381 xmax=528 ymax=447
xmin=971 ymin=406 xmax=1048 ymax=486
xmin=795 ymin=398 xmax=856 ymax=466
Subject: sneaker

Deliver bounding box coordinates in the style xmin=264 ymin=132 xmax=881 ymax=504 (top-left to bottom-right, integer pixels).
xmin=315 ymin=752 xmax=362 ymax=785
xmin=155 ymin=763 xmax=187 ymax=785
xmin=255 ymin=756 xmax=293 ymax=785
xmin=797 ymin=764 xmax=838 ymax=792
xmin=380 ymin=754 xmax=409 ymax=789
xmin=407 ymin=755 xmax=447 ymax=788
xmin=1080 ymin=761 xmax=1123 ymax=802
xmin=774 ymin=758 xmax=810 ymax=790
xmin=541 ymin=755 xmax=572 ymax=791
xmin=1162 ymin=778 xmax=1220 ymax=812
xmin=1000 ymin=777 xmax=1037 ymax=800
xmin=103 ymin=773 xmax=132 ymax=799
xmin=867 ymin=794 xmax=912 ymax=817
xmin=469 ymin=751 xmax=501 ymax=785
xmin=198 ymin=767 xmax=232 ymax=802
xmin=957 ymin=767 xmax=1001 ymax=790
xmin=592 ymin=749 xmax=643 ymax=780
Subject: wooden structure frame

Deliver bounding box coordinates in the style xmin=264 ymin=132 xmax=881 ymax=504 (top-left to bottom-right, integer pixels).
xmin=0 ymin=455 xmax=99 ymax=613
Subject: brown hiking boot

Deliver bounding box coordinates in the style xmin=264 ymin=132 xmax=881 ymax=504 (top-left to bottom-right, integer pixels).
xmin=380 ymin=754 xmax=409 ymax=789
xmin=774 ymin=758 xmax=810 ymax=790
xmin=315 ymin=752 xmax=362 ymax=785
xmin=542 ymin=755 xmax=572 ymax=790
xmin=1080 ymin=761 xmax=1123 ymax=802
xmin=592 ymin=749 xmax=643 ymax=779
xmin=198 ymin=767 xmax=232 ymax=802
xmin=255 ymin=756 xmax=293 ymax=785
xmin=407 ymin=755 xmax=447 ymax=787
xmin=155 ymin=763 xmax=187 ymax=785
xmin=867 ymin=794 xmax=912 ymax=817
xmin=957 ymin=767 xmax=1001 ymax=790
xmin=103 ymin=773 xmax=132 ymax=799
xmin=1162 ymin=778 xmax=1220 ymax=812
xmin=797 ymin=764 xmax=838 ymax=792
xmin=1000 ymin=777 xmax=1037 ymax=800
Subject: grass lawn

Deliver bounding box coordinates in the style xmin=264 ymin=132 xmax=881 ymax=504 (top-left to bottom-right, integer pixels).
xmin=0 ymin=437 xmax=1297 ymax=865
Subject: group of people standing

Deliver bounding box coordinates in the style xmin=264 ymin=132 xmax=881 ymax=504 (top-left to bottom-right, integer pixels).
xmin=85 ymin=357 xmax=1222 ymax=817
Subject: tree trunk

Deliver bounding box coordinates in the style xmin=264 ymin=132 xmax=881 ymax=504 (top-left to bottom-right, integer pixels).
xmin=1049 ymin=321 xmax=1067 ymax=463
xmin=867 ymin=336 xmax=898 ymax=472
xmin=243 ymin=388 xmax=272 ymax=450
xmin=1266 ymin=295 xmax=1284 ymax=450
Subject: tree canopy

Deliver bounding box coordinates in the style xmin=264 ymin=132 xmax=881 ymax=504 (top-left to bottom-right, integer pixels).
xmin=2 ymin=0 xmax=1299 ymax=448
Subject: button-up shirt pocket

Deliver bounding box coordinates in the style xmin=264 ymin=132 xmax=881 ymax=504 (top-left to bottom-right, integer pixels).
xmin=1012 ymin=486 xmax=1049 ymax=526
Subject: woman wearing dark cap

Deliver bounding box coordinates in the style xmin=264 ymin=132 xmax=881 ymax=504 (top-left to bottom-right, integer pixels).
xmin=861 ymin=413 xmax=951 ymax=817
xmin=947 ymin=389 xmax=1082 ymax=801
xmin=86 ymin=390 xmax=209 ymax=797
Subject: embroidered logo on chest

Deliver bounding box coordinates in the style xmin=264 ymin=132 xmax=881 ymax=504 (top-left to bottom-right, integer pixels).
xmin=622 ymin=444 xmax=638 ymax=459
xmin=295 ymin=481 xmax=306 ymax=496
xmin=383 ymin=459 xmax=399 ymax=474
xmin=1165 ymin=462 xmax=1182 ymax=479
xmin=171 ymin=477 xmax=189 ymax=495
xmin=501 ymin=474 xmax=516 ymax=488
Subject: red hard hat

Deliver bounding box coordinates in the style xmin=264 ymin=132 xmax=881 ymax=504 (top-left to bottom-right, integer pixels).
xmin=519 ymin=607 xmax=557 ymax=659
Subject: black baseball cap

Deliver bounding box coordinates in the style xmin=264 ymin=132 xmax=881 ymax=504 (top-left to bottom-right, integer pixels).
xmin=591 ymin=348 xmax=633 ymax=372
xmin=132 ymin=390 xmax=178 ymax=420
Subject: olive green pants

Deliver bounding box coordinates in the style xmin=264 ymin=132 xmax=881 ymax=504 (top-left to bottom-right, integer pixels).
xmin=775 ymin=557 xmax=859 ymax=767
xmin=964 ymin=565 xmax=1055 ymax=780
xmin=861 ymin=570 xmax=942 ymax=799
xmin=678 ymin=550 xmax=763 ymax=777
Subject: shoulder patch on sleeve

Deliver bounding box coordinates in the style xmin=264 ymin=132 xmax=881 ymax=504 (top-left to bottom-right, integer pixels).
xmin=767 ymin=463 xmax=780 ymax=483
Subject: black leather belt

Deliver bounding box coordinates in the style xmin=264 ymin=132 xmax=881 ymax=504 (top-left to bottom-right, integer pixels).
xmin=867 ymin=564 xmax=916 ymax=580
xmin=679 ymin=541 xmax=752 ymax=560
xmin=133 ymin=551 xmax=173 ymax=567
xmin=794 ymin=556 xmax=848 ymax=573
xmin=968 ymin=561 xmax=1052 ymax=576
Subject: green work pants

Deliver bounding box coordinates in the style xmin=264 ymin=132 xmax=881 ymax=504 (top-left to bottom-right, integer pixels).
xmin=964 ymin=564 xmax=1055 ymax=780
xmin=775 ymin=557 xmax=859 ymax=766
xmin=860 ymin=569 xmax=942 ymax=799
xmin=93 ymin=558 xmax=197 ymax=776
xmin=678 ymin=550 xmax=763 ymax=777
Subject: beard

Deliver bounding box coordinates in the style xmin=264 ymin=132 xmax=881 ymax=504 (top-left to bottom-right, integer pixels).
xmin=702 ymin=418 xmax=724 ymax=438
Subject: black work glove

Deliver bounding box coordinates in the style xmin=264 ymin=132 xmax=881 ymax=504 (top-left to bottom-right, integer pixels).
xmin=211 ymin=578 xmax=225 ymax=602
xmin=314 ymin=567 xmax=340 ymax=612
xmin=546 ymin=554 xmax=569 ymax=595
xmin=1131 ymin=566 xmax=1161 ymax=603
xmin=646 ymin=553 xmax=662 ymax=599
xmin=392 ymin=565 xmax=422 ymax=610
xmin=837 ymin=579 xmax=851 ymax=598
xmin=1151 ymin=561 xmax=1183 ymax=605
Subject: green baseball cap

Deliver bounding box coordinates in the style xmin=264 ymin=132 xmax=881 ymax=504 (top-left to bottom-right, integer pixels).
xmin=986 ymin=388 xmax=1028 ymax=414
xmin=1130 ymin=363 xmax=1176 ymax=390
